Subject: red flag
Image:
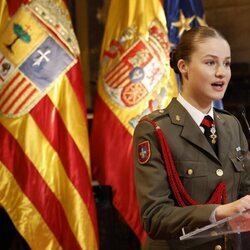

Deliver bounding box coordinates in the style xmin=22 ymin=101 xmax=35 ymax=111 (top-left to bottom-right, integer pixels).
xmin=91 ymin=0 xmax=178 ymax=243
xmin=0 ymin=0 xmax=98 ymax=249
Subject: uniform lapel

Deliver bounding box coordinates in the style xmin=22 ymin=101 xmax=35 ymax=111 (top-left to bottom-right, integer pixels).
xmin=168 ymin=99 xmax=220 ymax=163
xmin=214 ymin=111 xmax=231 ymax=165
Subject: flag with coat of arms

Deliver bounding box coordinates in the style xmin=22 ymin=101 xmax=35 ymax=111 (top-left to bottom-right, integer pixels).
xmin=90 ymin=0 xmax=178 ymax=243
xmin=0 ymin=0 xmax=98 ymax=249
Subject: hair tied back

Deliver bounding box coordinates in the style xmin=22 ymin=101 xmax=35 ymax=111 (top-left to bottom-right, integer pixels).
xmin=170 ymin=48 xmax=179 ymax=74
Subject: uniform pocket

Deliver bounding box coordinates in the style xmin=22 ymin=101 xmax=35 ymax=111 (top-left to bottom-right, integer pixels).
xmin=228 ymin=149 xmax=246 ymax=172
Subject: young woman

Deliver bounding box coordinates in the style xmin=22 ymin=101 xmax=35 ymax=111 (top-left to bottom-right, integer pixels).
xmin=133 ymin=26 xmax=250 ymax=250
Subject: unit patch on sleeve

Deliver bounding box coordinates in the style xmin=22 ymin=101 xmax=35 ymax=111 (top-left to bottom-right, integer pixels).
xmin=137 ymin=140 xmax=151 ymax=164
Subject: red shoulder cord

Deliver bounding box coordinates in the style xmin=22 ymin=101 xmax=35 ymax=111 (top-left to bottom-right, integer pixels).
xmin=141 ymin=118 xmax=227 ymax=207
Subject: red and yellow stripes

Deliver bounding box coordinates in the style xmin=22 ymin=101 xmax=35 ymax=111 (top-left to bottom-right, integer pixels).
xmin=48 ymin=62 xmax=91 ymax=171
xmin=0 ymin=72 xmax=39 ymax=115
xmin=0 ymin=70 xmax=98 ymax=249
xmin=0 ymin=161 xmax=62 ymax=250
xmin=0 ymin=123 xmax=81 ymax=249
xmin=0 ymin=0 xmax=98 ymax=249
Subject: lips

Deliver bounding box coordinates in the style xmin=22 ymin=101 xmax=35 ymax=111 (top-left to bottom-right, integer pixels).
xmin=211 ymin=82 xmax=225 ymax=90
xmin=211 ymin=82 xmax=224 ymax=86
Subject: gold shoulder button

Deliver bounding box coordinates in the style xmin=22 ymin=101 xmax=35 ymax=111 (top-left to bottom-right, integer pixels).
xmin=187 ymin=169 xmax=193 ymax=175
xmin=214 ymin=245 xmax=222 ymax=250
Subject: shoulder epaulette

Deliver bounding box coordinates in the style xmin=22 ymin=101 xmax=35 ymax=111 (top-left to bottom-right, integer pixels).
xmin=140 ymin=108 xmax=168 ymax=122
xmin=214 ymin=107 xmax=232 ymax=116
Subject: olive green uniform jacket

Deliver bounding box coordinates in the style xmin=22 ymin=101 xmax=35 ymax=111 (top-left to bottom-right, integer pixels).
xmin=133 ymin=98 xmax=250 ymax=250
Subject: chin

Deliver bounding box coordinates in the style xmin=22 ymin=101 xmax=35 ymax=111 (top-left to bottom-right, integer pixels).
xmin=212 ymin=92 xmax=226 ymax=101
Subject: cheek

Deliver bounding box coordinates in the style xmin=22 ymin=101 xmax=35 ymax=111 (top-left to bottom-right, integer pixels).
xmin=222 ymin=69 xmax=231 ymax=85
xmin=189 ymin=64 xmax=208 ymax=76
xmin=189 ymin=68 xmax=209 ymax=83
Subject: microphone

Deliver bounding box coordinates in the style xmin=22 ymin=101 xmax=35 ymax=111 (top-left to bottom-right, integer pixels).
xmin=239 ymin=105 xmax=250 ymax=133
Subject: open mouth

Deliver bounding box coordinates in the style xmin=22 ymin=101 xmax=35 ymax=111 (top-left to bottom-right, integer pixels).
xmin=211 ymin=82 xmax=224 ymax=89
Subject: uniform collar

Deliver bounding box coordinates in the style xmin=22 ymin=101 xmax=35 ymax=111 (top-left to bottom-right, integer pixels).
xmin=177 ymin=94 xmax=214 ymax=128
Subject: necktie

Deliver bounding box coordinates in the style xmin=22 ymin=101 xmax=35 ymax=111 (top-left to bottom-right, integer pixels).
xmin=200 ymin=115 xmax=217 ymax=152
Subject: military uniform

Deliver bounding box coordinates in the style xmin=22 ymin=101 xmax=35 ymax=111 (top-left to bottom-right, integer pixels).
xmin=133 ymin=98 xmax=250 ymax=250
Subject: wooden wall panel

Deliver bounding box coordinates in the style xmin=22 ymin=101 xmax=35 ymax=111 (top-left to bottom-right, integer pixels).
xmin=203 ymin=0 xmax=250 ymax=63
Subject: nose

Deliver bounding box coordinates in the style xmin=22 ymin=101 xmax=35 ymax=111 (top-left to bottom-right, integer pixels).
xmin=215 ymin=63 xmax=231 ymax=78
xmin=215 ymin=65 xmax=227 ymax=78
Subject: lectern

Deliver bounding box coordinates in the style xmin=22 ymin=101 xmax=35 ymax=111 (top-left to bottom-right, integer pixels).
xmin=180 ymin=209 xmax=250 ymax=250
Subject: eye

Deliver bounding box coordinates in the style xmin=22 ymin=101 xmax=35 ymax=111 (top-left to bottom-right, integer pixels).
xmin=224 ymin=61 xmax=231 ymax=67
xmin=205 ymin=60 xmax=215 ymax=66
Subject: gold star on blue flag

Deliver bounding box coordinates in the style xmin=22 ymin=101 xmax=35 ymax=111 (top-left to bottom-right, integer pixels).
xmin=163 ymin=0 xmax=207 ymax=45
xmin=171 ymin=10 xmax=195 ymax=38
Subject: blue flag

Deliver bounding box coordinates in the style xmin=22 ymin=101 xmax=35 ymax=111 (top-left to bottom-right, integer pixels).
xmin=164 ymin=0 xmax=206 ymax=45
xmin=163 ymin=0 xmax=224 ymax=109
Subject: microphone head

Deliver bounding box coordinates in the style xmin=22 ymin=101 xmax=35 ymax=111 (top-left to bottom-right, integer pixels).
xmin=233 ymin=104 xmax=247 ymax=118
xmin=238 ymin=105 xmax=250 ymax=132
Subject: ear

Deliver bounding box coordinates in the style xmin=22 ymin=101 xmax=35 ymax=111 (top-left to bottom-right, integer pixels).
xmin=177 ymin=59 xmax=188 ymax=76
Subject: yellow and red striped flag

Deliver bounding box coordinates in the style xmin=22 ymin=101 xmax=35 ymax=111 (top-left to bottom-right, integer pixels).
xmin=91 ymin=0 xmax=178 ymax=243
xmin=0 ymin=0 xmax=98 ymax=249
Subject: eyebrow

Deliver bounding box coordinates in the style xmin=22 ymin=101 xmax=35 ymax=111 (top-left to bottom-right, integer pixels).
xmin=203 ymin=54 xmax=231 ymax=60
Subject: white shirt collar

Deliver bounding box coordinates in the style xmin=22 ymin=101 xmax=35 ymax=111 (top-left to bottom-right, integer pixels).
xmin=177 ymin=94 xmax=214 ymax=128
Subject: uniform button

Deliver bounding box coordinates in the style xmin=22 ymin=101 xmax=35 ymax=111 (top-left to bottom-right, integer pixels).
xmin=214 ymin=245 xmax=222 ymax=250
xmin=216 ymin=169 xmax=223 ymax=177
xmin=187 ymin=169 xmax=193 ymax=175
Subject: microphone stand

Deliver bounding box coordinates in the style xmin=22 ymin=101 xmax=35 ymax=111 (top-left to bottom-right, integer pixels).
xmin=241 ymin=106 xmax=250 ymax=134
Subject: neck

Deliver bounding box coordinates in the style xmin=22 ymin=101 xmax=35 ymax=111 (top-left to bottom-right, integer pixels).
xmin=181 ymin=94 xmax=212 ymax=114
